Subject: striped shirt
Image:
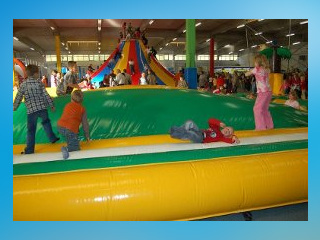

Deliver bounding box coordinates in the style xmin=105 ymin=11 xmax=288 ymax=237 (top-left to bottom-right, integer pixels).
xmin=13 ymin=77 xmax=54 ymax=114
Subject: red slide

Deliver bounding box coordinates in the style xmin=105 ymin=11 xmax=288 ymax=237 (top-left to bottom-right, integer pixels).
xmin=126 ymin=40 xmax=141 ymax=85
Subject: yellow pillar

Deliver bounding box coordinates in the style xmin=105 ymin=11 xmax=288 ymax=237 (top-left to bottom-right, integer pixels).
xmin=269 ymin=73 xmax=283 ymax=95
xmin=55 ymin=35 xmax=61 ymax=72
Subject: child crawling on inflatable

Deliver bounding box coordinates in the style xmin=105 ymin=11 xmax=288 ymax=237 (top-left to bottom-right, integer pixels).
xmin=170 ymin=118 xmax=240 ymax=144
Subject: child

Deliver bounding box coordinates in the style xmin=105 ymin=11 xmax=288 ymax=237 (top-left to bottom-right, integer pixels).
xmin=56 ymin=61 xmax=80 ymax=96
xmin=50 ymin=70 xmax=58 ymax=88
xmin=57 ymin=90 xmax=90 ymax=159
xmin=128 ymin=59 xmax=135 ymax=75
xmin=245 ymin=54 xmax=274 ymax=130
xmin=177 ymin=76 xmax=188 ymax=88
xmin=170 ymin=118 xmax=239 ymax=144
xmin=139 ymin=72 xmax=148 ymax=85
xmin=285 ymin=90 xmax=300 ymax=110
xmin=13 ymin=64 xmax=59 ymax=154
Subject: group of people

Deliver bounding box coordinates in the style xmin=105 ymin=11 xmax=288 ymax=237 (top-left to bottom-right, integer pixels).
xmin=119 ymin=22 xmax=148 ymax=45
xmin=281 ymin=70 xmax=308 ymax=100
xmin=197 ymin=70 xmax=257 ymax=95
xmin=13 ymin=62 xmax=89 ymax=159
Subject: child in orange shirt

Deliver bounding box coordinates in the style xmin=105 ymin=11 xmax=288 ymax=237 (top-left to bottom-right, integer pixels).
xmin=57 ymin=90 xmax=90 ymax=159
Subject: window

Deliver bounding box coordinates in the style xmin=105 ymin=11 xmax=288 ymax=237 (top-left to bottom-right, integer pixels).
xmin=218 ymin=55 xmax=238 ymax=61
xmin=197 ymin=55 xmax=209 ymax=60
xmin=174 ymin=55 xmax=186 ymax=60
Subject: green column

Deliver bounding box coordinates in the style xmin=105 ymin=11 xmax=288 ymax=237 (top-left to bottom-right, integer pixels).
xmin=186 ymin=19 xmax=196 ymax=68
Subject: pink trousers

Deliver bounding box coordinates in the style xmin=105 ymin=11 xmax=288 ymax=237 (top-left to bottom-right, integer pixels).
xmin=254 ymin=91 xmax=274 ymax=130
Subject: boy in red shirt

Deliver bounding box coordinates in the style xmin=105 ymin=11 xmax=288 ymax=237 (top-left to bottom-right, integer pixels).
xmin=57 ymin=90 xmax=90 ymax=159
xmin=170 ymin=118 xmax=239 ymax=144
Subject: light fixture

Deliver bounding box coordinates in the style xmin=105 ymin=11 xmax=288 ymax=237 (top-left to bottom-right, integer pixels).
xmin=149 ymin=20 xmax=154 ymax=25
xmin=300 ymin=20 xmax=308 ymax=25
xmin=165 ymin=43 xmax=169 ymax=46
xmin=251 ymin=45 xmax=257 ymax=48
xmin=98 ymin=42 xmax=101 ymax=45
xmin=182 ymin=29 xmax=186 ymax=33
xmin=65 ymin=47 xmax=68 ymax=50
xmin=50 ymin=26 xmax=55 ymax=30
xmin=266 ymin=41 xmax=272 ymax=44
xmin=229 ymin=52 xmax=233 ymax=54
xmin=30 ymin=48 xmax=35 ymax=50
xmin=98 ymin=47 xmax=101 ymax=50
xmin=224 ymin=44 xmax=230 ymax=48
xmin=98 ymin=19 xmax=102 ymax=31
xmin=159 ymin=47 xmax=163 ymax=50
xmin=98 ymin=51 xmax=101 ymax=53
xmin=172 ymin=38 xmax=177 ymax=41
xmin=292 ymin=41 xmax=301 ymax=45
xmin=13 ymin=36 xmax=19 ymax=41
xmin=68 ymin=51 xmax=71 ymax=54
xmin=239 ymin=49 xmax=245 ymax=51
xmin=255 ymin=32 xmax=263 ymax=35
xmin=237 ymin=24 xmax=245 ymax=28
xmin=61 ymin=42 xmax=65 ymax=46
xmin=258 ymin=19 xmax=264 ymax=21
xmin=195 ymin=22 xmax=202 ymax=27
xmin=286 ymin=33 xmax=295 ymax=37
xmin=206 ymin=38 xmax=210 ymax=42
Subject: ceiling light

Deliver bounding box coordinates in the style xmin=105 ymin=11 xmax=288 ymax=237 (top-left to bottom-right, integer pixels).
xmin=98 ymin=19 xmax=102 ymax=31
xmin=195 ymin=22 xmax=202 ymax=27
xmin=165 ymin=43 xmax=169 ymax=46
xmin=255 ymin=32 xmax=263 ymax=35
xmin=65 ymin=47 xmax=68 ymax=50
xmin=98 ymin=42 xmax=101 ymax=45
xmin=61 ymin=42 xmax=65 ymax=46
xmin=159 ymin=47 xmax=163 ymax=50
xmin=149 ymin=20 xmax=154 ymax=25
xmin=98 ymin=51 xmax=101 ymax=53
xmin=237 ymin=24 xmax=245 ymax=28
xmin=224 ymin=44 xmax=230 ymax=48
xmin=300 ymin=20 xmax=308 ymax=25
xmin=258 ymin=19 xmax=264 ymax=21
xmin=229 ymin=52 xmax=233 ymax=54
xmin=251 ymin=45 xmax=257 ymax=48
xmin=206 ymin=39 xmax=210 ymax=42
xmin=13 ymin=37 xmax=19 ymax=41
xmin=173 ymin=38 xmax=177 ymax=41
xmin=98 ymin=47 xmax=101 ymax=50
xmin=68 ymin=51 xmax=71 ymax=54
xmin=30 ymin=48 xmax=35 ymax=50
xmin=50 ymin=26 xmax=55 ymax=30
xmin=286 ymin=33 xmax=295 ymax=37
xmin=182 ymin=29 xmax=186 ymax=33
xmin=239 ymin=49 xmax=245 ymax=51
xmin=266 ymin=41 xmax=272 ymax=44
xmin=292 ymin=41 xmax=301 ymax=45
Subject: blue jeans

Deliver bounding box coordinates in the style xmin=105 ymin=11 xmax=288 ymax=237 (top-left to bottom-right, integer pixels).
xmin=58 ymin=126 xmax=80 ymax=152
xmin=25 ymin=109 xmax=58 ymax=154
xmin=170 ymin=120 xmax=204 ymax=143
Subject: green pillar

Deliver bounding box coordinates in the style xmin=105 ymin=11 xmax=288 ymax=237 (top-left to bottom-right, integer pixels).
xmin=186 ymin=19 xmax=196 ymax=68
xmin=185 ymin=19 xmax=197 ymax=89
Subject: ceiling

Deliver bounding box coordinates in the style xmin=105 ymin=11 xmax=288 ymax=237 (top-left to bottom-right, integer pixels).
xmin=13 ymin=19 xmax=308 ymax=59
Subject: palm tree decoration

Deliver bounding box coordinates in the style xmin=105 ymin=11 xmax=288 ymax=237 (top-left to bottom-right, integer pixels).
xmin=260 ymin=41 xmax=291 ymax=73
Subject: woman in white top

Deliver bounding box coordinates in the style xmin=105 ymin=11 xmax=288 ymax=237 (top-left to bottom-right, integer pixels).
xmin=139 ymin=72 xmax=148 ymax=85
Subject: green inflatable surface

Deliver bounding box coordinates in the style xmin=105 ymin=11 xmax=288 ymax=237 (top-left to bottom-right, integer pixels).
xmin=13 ymin=88 xmax=308 ymax=145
